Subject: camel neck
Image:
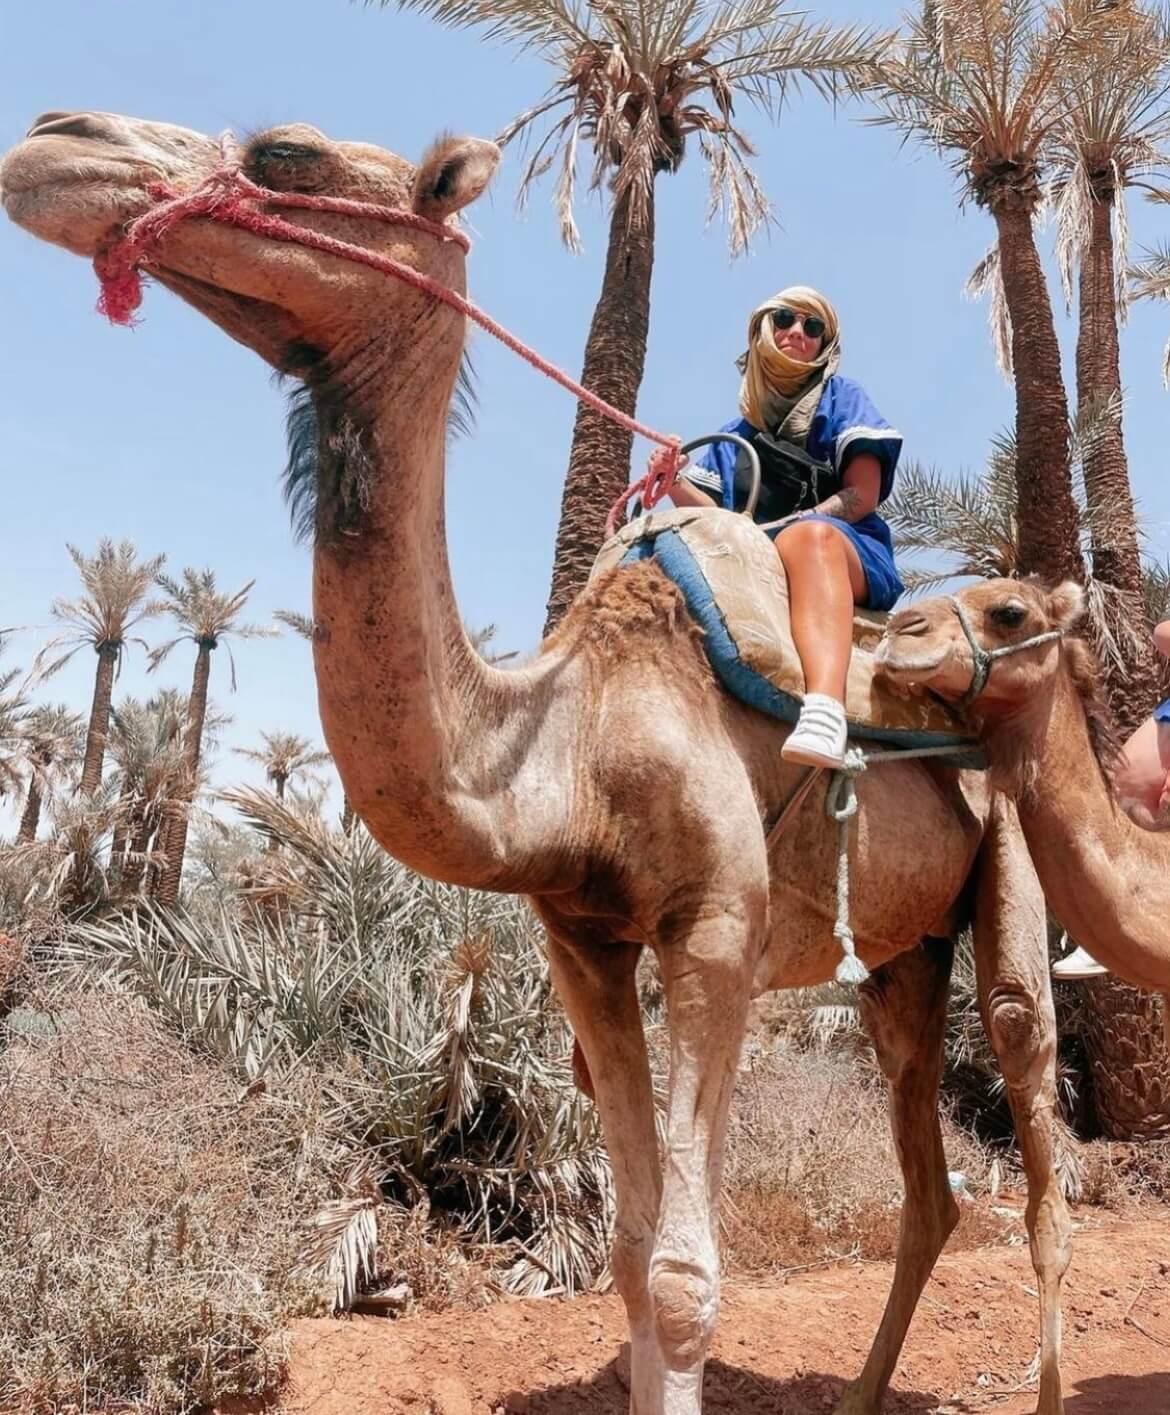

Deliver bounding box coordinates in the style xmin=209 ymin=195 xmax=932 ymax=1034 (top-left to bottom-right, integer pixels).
xmin=1017 ymin=672 xmax=1170 ymax=988
xmin=309 ymin=330 xmax=574 ymax=891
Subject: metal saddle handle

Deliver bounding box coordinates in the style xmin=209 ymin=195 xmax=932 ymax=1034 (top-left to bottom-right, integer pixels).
xmin=629 ymin=432 xmax=762 ymax=521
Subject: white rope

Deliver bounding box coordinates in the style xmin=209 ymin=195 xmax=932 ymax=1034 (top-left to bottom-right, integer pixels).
xmin=827 ymin=748 xmax=869 ymax=984
xmin=825 ymin=742 xmax=963 ymax=986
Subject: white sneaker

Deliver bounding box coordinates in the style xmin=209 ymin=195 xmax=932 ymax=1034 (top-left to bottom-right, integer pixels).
xmin=1052 ymin=944 xmax=1109 ymax=981
xmin=782 ymin=693 xmax=848 ymax=770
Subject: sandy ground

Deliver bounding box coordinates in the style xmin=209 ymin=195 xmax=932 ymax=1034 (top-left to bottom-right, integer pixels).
xmin=245 ymin=1216 xmax=1169 ymax=1415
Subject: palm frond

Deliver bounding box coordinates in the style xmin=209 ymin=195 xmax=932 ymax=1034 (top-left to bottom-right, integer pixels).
xmin=403 ymin=0 xmax=885 ymax=255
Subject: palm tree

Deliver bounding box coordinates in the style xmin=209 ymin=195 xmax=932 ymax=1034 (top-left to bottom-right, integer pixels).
xmin=1047 ymin=3 xmax=1170 ymax=724
xmin=12 ymin=705 xmax=85 ymax=843
xmin=149 ymin=571 xmax=274 ymax=906
xmin=234 ymin=730 xmax=331 ymax=802
xmin=275 ymin=607 xmax=360 ymax=833
xmin=888 ymin=412 xmax=1157 ymax=679
xmin=0 ymin=643 xmax=30 ymax=804
xmin=106 ymin=690 xmax=221 ymax=899
xmin=12 ymin=778 xmax=124 ymax=917
xmin=35 ymin=540 xmax=165 ymax=795
xmin=383 ymin=0 xmax=890 ymax=629
xmin=865 ymin=0 xmax=1111 ymax=585
xmin=1131 ymin=237 xmax=1170 ymax=380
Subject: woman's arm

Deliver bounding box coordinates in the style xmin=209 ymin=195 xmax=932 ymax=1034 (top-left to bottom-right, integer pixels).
xmin=668 ymin=476 xmax=718 ymax=509
xmin=810 ymin=452 xmax=882 ymax=524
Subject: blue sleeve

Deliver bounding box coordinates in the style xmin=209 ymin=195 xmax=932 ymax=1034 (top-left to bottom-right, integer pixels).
xmin=813 ymin=378 xmax=902 ymax=503
xmin=682 ymin=416 xmax=755 ymax=509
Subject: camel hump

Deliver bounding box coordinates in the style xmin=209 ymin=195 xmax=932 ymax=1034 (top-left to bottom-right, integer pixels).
xmin=592 ymin=507 xmax=979 ymax=760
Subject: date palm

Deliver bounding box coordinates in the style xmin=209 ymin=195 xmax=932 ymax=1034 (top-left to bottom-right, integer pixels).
xmin=865 ymin=0 xmax=1110 ymax=585
xmin=383 ymin=0 xmax=891 ymax=628
xmin=234 ymin=730 xmax=331 ymax=802
xmin=12 ymin=704 xmax=85 ymax=843
xmin=149 ymin=571 xmax=275 ymax=906
xmin=107 ymin=691 xmax=228 ymax=899
xmin=35 ymin=540 xmax=165 ymax=795
xmin=275 ymin=607 xmax=359 ymax=833
xmin=1047 ymin=3 xmax=1170 ymax=723
xmin=0 ymin=645 xmax=30 ymax=804
xmin=1131 ymin=238 xmax=1170 ymax=378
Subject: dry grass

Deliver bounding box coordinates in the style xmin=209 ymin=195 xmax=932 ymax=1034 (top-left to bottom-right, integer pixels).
xmin=0 ymin=979 xmax=354 ymax=1413
xmin=721 ymin=1039 xmax=1008 ymax=1275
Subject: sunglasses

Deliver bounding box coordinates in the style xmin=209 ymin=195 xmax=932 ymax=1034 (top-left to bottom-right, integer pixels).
xmin=772 ymin=307 xmax=827 ymax=340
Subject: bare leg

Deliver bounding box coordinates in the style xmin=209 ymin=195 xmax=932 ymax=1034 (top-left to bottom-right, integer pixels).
xmin=975 ymin=797 xmax=1070 ymax=1415
xmin=775 ymin=519 xmax=867 ymax=698
xmin=650 ymin=894 xmax=763 ymax=1415
xmin=836 ymin=939 xmax=957 ymax=1415
xmin=543 ymin=927 xmax=663 ymax=1415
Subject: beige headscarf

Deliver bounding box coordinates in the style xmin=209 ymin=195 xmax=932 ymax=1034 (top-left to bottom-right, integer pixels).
xmin=737 ymin=286 xmax=840 ymax=443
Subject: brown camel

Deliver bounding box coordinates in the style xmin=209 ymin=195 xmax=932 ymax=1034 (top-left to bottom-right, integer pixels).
xmin=1 ymin=112 xmax=1070 ymax=1415
xmin=877 ymin=578 xmax=1170 ymax=1038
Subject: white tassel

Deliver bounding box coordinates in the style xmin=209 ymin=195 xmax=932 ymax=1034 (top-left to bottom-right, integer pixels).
xmin=827 ymin=749 xmax=870 ymax=986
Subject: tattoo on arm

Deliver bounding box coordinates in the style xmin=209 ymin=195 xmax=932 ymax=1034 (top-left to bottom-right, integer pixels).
xmin=812 ymin=484 xmax=869 ymax=523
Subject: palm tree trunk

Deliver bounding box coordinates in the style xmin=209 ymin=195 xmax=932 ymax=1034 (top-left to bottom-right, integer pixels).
xmin=1081 ymin=978 xmax=1170 ymax=1139
xmin=78 ymin=643 xmax=119 ymax=795
xmin=543 ymin=183 xmax=656 ymax=633
xmin=993 ymin=202 xmax=1082 ymax=585
xmin=121 ymin=810 xmax=152 ymax=901
xmin=17 ymin=782 xmax=42 ymax=844
xmin=156 ymin=643 xmax=212 ymax=908
xmin=341 ymin=795 xmax=355 ymax=834
xmin=1076 ymin=192 xmax=1161 ymax=731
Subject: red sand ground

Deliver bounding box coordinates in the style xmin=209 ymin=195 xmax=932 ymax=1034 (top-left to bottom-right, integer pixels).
xmin=253 ymin=1217 xmax=1168 ymax=1415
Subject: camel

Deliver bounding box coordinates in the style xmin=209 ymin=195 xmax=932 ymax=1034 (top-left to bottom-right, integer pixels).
xmin=1 ymin=112 xmax=1071 ymax=1415
xmin=876 ymin=577 xmax=1170 ymax=1023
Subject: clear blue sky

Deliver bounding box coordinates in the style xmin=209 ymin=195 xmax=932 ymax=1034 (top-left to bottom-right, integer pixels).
xmin=2 ymin=0 xmax=1170 ymax=818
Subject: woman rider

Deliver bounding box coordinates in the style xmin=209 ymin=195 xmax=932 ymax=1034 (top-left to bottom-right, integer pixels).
xmin=669 ymin=285 xmax=904 ymax=770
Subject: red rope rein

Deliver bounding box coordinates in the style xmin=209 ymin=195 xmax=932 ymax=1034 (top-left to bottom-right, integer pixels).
xmin=95 ymin=161 xmax=684 ymax=534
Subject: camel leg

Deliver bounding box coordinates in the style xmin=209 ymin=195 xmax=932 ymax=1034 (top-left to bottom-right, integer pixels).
xmin=974 ymin=797 xmax=1070 ymax=1415
xmin=544 ymin=930 xmax=663 ymax=1415
xmin=836 ymin=938 xmax=957 ymax=1415
xmin=650 ymin=902 xmax=761 ymax=1415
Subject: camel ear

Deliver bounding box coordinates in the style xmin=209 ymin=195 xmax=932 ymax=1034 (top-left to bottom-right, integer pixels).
xmin=413 ymin=136 xmax=499 ymax=220
xmin=1047 ymin=579 xmax=1085 ymax=630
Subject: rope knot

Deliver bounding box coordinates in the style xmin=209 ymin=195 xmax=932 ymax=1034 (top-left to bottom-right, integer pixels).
xmin=643 ymin=439 xmax=685 ymax=508
xmin=603 ymin=440 xmax=687 ymax=540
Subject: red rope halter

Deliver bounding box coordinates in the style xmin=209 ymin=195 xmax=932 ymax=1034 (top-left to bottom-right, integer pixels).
xmin=95 ymin=155 xmax=684 ymax=535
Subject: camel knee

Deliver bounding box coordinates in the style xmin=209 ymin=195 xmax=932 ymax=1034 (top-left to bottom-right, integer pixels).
xmin=649 ymin=1258 xmax=718 ymax=1368
xmin=987 ymin=988 xmax=1053 ymax=1088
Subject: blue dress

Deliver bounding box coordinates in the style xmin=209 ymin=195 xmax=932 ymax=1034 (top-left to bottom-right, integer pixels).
xmin=682 ymin=375 xmax=905 ymax=611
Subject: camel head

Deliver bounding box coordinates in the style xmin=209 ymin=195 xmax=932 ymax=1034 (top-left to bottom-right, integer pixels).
xmin=876 ymin=578 xmax=1086 ymax=712
xmin=876 ymin=578 xmax=1100 ymax=791
xmin=0 ymin=111 xmax=499 ymax=388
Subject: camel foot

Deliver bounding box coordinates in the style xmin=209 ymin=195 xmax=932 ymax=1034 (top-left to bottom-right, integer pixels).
xmin=832 ymin=1379 xmax=880 ymax=1415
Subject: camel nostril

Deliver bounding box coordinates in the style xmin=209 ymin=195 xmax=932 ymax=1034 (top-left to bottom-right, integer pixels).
xmin=27 ymin=111 xmax=113 ymax=142
xmin=890 ymin=614 xmax=929 ymax=638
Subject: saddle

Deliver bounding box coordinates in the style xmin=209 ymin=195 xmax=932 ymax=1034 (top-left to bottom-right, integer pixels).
xmin=591 ymin=506 xmax=981 ymax=764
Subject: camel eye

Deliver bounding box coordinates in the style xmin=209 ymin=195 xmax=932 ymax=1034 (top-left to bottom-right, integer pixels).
xmin=989 ymin=604 xmax=1027 ymax=629
xmin=247 ymin=138 xmax=327 ymax=188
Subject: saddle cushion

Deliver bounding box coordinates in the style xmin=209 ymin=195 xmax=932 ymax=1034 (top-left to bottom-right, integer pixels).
xmin=591 ymin=506 xmax=979 ymax=757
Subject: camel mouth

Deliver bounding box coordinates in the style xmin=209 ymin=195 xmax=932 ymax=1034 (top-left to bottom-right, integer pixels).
xmin=0 ymin=123 xmax=169 ymax=252
xmin=873 ymin=641 xmax=949 ymax=683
